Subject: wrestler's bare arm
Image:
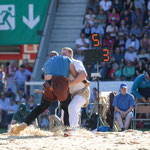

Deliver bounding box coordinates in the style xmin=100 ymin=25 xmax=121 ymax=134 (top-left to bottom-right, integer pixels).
xmin=69 ymin=71 xmax=87 ymax=87
xmin=69 ymin=63 xmax=78 ymax=78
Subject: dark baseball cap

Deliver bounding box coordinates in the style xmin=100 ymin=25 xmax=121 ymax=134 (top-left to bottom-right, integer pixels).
xmin=19 ymin=103 xmax=26 ymax=112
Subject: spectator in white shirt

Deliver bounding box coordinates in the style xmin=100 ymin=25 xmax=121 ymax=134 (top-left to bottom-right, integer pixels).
xmin=99 ymin=0 xmax=112 ymax=12
xmin=124 ymin=45 xmax=137 ymax=63
xmin=84 ymin=8 xmax=96 ymax=27
xmin=106 ymin=20 xmax=118 ymax=37
xmin=14 ymin=64 xmax=31 ymax=92
xmin=137 ymin=49 xmax=150 ymax=63
xmin=76 ymin=33 xmax=89 ymax=51
xmin=125 ymin=34 xmax=140 ymax=51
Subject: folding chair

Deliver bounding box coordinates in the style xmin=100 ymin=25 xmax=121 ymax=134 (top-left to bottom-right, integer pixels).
xmin=131 ymin=103 xmax=150 ymax=129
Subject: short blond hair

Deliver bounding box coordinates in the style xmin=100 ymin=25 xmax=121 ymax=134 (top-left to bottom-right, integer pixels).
xmin=49 ymin=51 xmax=59 ymax=58
xmin=62 ymin=47 xmax=73 ymax=56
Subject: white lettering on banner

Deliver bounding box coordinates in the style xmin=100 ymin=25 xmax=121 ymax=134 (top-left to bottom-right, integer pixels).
xmin=0 ymin=5 xmax=15 ymax=30
xmin=23 ymin=4 xmax=40 ymax=29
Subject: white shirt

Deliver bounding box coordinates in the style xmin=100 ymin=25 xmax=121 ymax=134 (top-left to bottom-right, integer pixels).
xmin=6 ymin=103 xmax=18 ymax=114
xmin=106 ymin=25 xmax=118 ymax=37
xmin=85 ymin=14 xmax=96 ymax=26
xmin=124 ymin=51 xmax=137 ymax=62
xmin=69 ymin=59 xmax=86 ymax=94
xmin=99 ymin=0 xmax=112 ymax=11
xmin=76 ymin=38 xmax=89 ymax=50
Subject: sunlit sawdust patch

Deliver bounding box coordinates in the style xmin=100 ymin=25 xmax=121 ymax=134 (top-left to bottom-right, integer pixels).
xmin=8 ymin=124 xmax=53 ymax=136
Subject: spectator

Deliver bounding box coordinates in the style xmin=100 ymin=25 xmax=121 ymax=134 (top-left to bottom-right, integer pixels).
xmin=15 ymin=87 xmax=26 ymax=104
xmin=5 ymin=60 xmax=18 ymax=93
xmin=132 ymin=70 xmax=150 ymax=103
xmin=91 ymin=21 xmax=104 ymax=36
xmin=137 ymin=49 xmax=150 ymax=63
xmin=87 ymin=0 xmax=99 ymax=13
xmin=14 ymin=64 xmax=31 ymax=92
xmin=141 ymin=20 xmax=150 ymax=38
xmin=81 ymin=23 xmax=91 ymax=38
xmin=148 ymin=0 xmax=150 ymax=10
xmin=115 ymin=63 xmax=124 ymax=81
xmin=103 ymin=33 xmax=115 ymax=51
xmin=115 ymin=32 xmax=126 ymax=53
xmin=84 ymin=8 xmax=96 ymax=27
xmin=99 ymin=62 xmax=109 ymax=80
xmin=135 ymin=61 xmax=146 ymax=76
xmin=113 ymin=83 xmax=135 ymax=131
xmin=0 ymin=92 xmax=10 ymax=128
xmin=2 ymin=97 xmax=18 ymax=128
xmin=140 ymin=33 xmax=150 ymax=51
xmin=26 ymin=95 xmax=37 ymax=112
xmin=125 ymin=34 xmax=140 ymax=51
xmin=5 ymin=88 xmax=16 ymax=99
xmin=130 ymin=24 xmax=141 ymax=38
xmin=23 ymin=59 xmax=32 ymax=73
xmin=106 ymin=20 xmax=118 ymax=37
xmin=89 ymin=87 xmax=98 ymax=111
xmin=144 ymin=10 xmax=150 ymax=25
xmin=85 ymin=64 xmax=95 ymax=80
xmin=10 ymin=103 xmax=30 ymax=125
xmin=134 ymin=0 xmax=146 ymax=12
xmin=112 ymin=0 xmax=124 ymax=12
xmin=123 ymin=0 xmax=134 ymax=11
xmin=96 ymin=9 xmax=107 ymax=27
xmin=0 ymin=66 xmax=5 ymax=96
xmin=124 ymin=45 xmax=137 ymax=63
xmin=108 ymin=8 xmax=120 ymax=25
xmin=99 ymin=0 xmax=112 ymax=12
xmin=123 ymin=61 xmax=135 ymax=80
xmin=121 ymin=9 xmax=132 ymax=27
xmin=108 ymin=62 xmax=119 ymax=80
xmin=124 ymin=45 xmax=137 ymax=62
xmin=113 ymin=47 xmax=124 ymax=63
xmin=131 ymin=7 xmax=143 ymax=26
xmin=119 ymin=20 xmax=129 ymax=38
xmin=76 ymin=33 xmax=89 ymax=50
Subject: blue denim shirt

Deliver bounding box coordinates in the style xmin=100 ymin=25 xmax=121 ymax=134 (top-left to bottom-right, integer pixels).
xmin=132 ymin=73 xmax=150 ymax=99
xmin=43 ymin=55 xmax=71 ymax=78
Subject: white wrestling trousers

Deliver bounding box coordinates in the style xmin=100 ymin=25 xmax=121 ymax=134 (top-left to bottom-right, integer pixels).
xmin=68 ymin=94 xmax=86 ymax=128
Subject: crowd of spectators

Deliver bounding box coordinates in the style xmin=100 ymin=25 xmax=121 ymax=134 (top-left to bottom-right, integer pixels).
xmin=0 ymin=59 xmax=34 ymax=129
xmin=74 ymin=0 xmax=150 ymax=81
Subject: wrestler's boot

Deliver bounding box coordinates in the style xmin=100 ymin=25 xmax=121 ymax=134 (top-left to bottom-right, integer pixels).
xmin=9 ymin=122 xmax=28 ymax=135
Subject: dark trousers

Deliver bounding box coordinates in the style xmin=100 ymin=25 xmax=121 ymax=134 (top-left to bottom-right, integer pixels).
xmin=24 ymin=95 xmax=71 ymax=126
xmin=138 ymin=87 xmax=150 ymax=99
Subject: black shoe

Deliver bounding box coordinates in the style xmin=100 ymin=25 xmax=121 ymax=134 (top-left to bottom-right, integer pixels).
xmin=121 ymin=128 xmax=125 ymax=131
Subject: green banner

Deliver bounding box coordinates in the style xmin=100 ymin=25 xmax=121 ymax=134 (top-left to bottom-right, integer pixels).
xmin=0 ymin=0 xmax=50 ymax=45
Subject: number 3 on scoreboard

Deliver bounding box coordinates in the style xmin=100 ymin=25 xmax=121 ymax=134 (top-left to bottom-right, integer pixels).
xmin=103 ymin=49 xmax=110 ymax=62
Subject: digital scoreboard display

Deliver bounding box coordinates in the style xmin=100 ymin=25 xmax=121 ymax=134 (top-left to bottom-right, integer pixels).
xmin=84 ymin=34 xmax=110 ymax=64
